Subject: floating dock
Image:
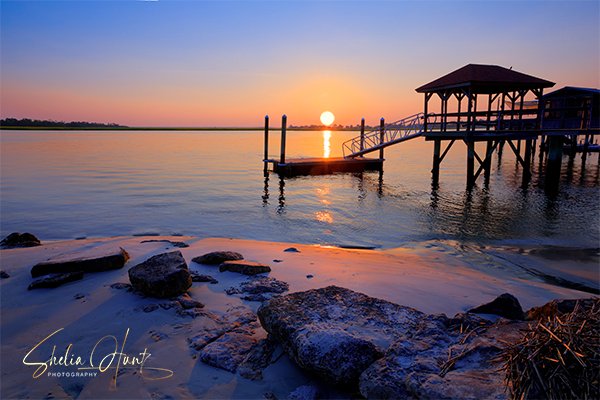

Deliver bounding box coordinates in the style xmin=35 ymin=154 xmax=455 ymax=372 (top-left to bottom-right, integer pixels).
xmin=271 ymin=157 xmax=383 ymax=177
xmin=262 ymin=114 xmax=383 ymax=177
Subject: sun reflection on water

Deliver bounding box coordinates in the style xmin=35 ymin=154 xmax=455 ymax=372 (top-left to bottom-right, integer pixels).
xmin=315 ymin=211 xmax=333 ymax=223
xmin=323 ymin=130 xmax=331 ymax=158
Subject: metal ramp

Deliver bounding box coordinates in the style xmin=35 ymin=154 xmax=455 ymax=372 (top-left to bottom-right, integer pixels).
xmin=342 ymin=113 xmax=434 ymax=158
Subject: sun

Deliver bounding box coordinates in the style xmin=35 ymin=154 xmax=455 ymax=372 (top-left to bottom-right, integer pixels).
xmin=320 ymin=111 xmax=335 ymax=126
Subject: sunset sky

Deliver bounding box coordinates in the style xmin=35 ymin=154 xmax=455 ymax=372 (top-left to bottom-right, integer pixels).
xmin=1 ymin=0 xmax=598 ymax=127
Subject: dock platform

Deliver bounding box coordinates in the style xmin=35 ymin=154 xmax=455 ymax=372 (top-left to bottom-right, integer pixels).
xmin=270 ymin=157 xmax=383 ymax=177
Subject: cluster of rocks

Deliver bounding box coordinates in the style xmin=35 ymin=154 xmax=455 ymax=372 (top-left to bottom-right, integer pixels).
xmin=255 ymin=286 xmax=587 ymax=399
xmin=7 ymin=233 xmax=595 ymax=399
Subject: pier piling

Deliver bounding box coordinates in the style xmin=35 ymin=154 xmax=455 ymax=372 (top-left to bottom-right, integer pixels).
xmin=360 ymin=118 xmax=365 ymax=154
xmin=484 ymin=140 xmax=493 ymax=183
xmin=263 ymin=115 xmax=269 ymax=173
xmin=379 ymin=118 xmax=385 ymax=160
xmin=432 ymin=139 xmax=441 ymax=184
xmin=280 ymin=114 xmax=287 ymax=164
xmin=466 ymin=140 xmax=475 ymax=188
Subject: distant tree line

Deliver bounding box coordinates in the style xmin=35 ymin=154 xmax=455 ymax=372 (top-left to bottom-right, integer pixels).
xmin=288 ymin=124 xmax=367 ymax=131
xmin=0 ymin=118 xmax=126 ymax=128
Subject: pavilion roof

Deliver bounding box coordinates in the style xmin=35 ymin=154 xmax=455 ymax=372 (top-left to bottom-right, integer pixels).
xmin=415 ymin=64 xmax=555 ymax=94
xmin=543 ymin=86 xmax=599 ymax=98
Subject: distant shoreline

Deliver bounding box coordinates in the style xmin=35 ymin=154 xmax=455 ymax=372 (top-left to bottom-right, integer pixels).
xmin=0 ymin=126 xmax=361 ymax=132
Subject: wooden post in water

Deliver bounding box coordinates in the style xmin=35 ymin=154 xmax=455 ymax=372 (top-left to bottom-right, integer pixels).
xmin=582 ymin=134 xmax=590 ymax=163
xmin=466 ymin=140 xmax=475 ymax=188
xmin=484 ymin=140 xmax=493 ymax=183
xmin=280 ymin=114 xmax=287 ymax=164
xmin=379 ymin=118 xmax=385 ymax=160
xmin=466 ymin=90 xmax=475 ymax=188
xmin=523 ymin=139 xmax=532 ymax=186
xmin=432 ymin=139 xmax=441 ymax=184
xmin=263 ymin=115 xmax=269 ymax=174
xmin=360 ymin=118 xmax=365 ymax=154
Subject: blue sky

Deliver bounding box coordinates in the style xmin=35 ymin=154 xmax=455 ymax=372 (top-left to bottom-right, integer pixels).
xmin=1 ymin=0 xmax=598 ymax=126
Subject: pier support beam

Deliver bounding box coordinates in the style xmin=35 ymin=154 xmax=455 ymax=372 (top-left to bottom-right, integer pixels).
xmin=432 ymin=139 xmax=441 ymax=185
xmin=360 ymin=118 xmax=365 ymax=154
xmin=263 ymin=115 xmax=269 ymax=174
xmin=582 ymin=134 xmax=590 ymax=163
xmin=280 ymin=114 xmax=287 ymax=164
xmin=522 ymin=139 xmax=532 ymax=186
xmin=484 ymin=141 xmax=493 ymax=183
xmin=466 ymin=140 xmax=475 ymax=188
xmin=379 ymin=118 xmax=385 ymax=160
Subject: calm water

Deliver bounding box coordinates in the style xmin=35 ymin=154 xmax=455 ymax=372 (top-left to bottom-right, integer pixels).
xmin=1 ymin=130 xmax=599 ymax=290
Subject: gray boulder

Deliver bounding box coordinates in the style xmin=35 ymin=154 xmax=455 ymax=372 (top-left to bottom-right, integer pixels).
xmin=0 ymin=270 xmax=9 ymax=279
xmin=28 ymin=271 xmax=84 ymax=290
xmin=219 ymin=260 xmax=271 ymax=275
xmin=468 ymin=293 xmax=525 ymax=320
xmin=1 ymin=232 xmax=41 ymax=249
xmin=192 ymin=251 xmax=243 ymax=265
xmin=31 ymin=247 xmax=129 ymax=278
xmin=128 ymin=251 xmax=192 ymax=298
xmin=257 ymin=286 xmax=424 ymax=385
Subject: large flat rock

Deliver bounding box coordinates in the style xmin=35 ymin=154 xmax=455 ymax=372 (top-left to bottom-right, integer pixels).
xmin=128 ymin=251 xmax=191 ymax=298
xmin=192 ymin=251 xmax=243 ymax=265
xmin=257 ymin=286 xmax=424 ymax=385
xmin=219 ymin=260 xmax=271 ymax=275
xmin=31 ymin=247 xmax=129 ymax=277
xmin=259 ymin=286 xmax=533 ymax=398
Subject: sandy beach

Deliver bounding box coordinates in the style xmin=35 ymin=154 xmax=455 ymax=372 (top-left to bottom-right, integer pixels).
xmin=0 ymin=235 xmax=592 ymax=399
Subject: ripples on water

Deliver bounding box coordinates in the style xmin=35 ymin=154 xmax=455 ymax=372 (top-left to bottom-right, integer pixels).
xmin=1 ymin=130 xmax=598 ymax=289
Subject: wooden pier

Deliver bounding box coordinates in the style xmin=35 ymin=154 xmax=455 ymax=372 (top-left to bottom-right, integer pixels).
xmin=262 ymin=65 xmax=598 ymax=191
